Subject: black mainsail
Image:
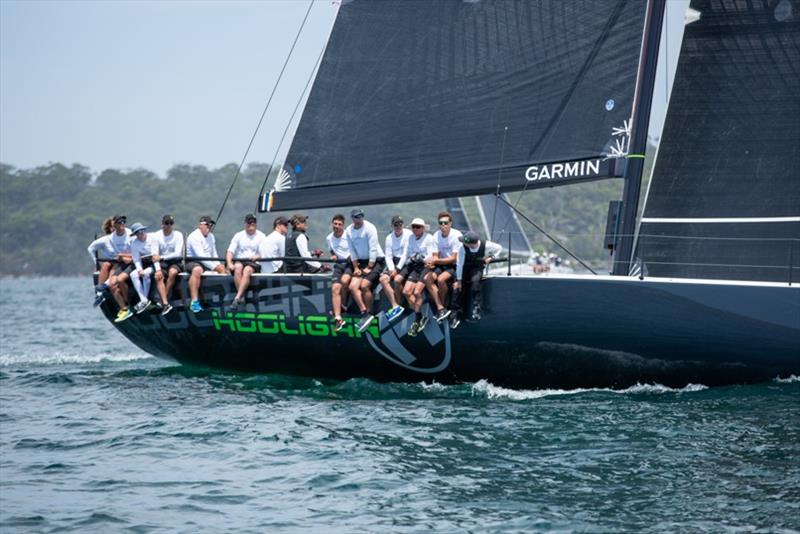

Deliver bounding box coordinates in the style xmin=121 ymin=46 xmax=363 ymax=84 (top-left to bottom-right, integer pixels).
xmin=266 ymin=0 xmax=648 ymax=211
xmin=636 ymin=0 xmax=800 ymax=282
xmin=476 ymin=194 xmax=533 ymax=257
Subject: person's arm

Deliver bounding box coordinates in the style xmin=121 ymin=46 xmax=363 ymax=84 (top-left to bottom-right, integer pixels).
xmin=367 ymin=224 xmax=379 ymax=266
xmin=87 ymin=236 xmax=109 ymax=262
xmin=484 ymin=241 xmax=503 ymax=262
xmin=383 ymin=235 xmax=396 ymax=272
xmin=456 ymin=244 xmax=466 ymax=281
xmin=347 ymin=230 xmax=361 ymax=273
xmin=226 ymin=235 xmax=237 ymax=270
xmin=297 ymin=234 xmax=321 ymax=269
xmin=205 ymin=234 xmax=221 ymax=271
xmin=132 ymin=241 xmax=143 ymax=272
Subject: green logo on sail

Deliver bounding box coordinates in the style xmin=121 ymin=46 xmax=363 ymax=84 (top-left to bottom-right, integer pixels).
xmin=211 ymin=310 xmax=379 ymax=339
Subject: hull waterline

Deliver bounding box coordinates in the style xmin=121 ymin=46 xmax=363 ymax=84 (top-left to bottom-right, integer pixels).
xmin=100 ymin=273 xmax=800 ymax=389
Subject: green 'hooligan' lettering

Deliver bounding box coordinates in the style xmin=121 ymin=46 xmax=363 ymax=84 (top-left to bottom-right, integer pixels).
xmin=278 ymin=314 xmax=299 ymax=335
xmin=235 ymin=312 xmax=257 ymax=333
xmin=305 ymin=316 xmax=330 ymax=336
xmin=212 ymin=310 xmax=236 ymax=332
xmin=256 ymin=313 xmax=279 ymax=334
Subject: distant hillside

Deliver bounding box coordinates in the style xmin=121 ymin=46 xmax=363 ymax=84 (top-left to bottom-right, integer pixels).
xmin=0 ymin=159 xmax=653 ymax=276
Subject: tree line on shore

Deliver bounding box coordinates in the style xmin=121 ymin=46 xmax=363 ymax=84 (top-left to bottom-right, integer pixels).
xmin=0 ymin=161 xmax=627 ymax=276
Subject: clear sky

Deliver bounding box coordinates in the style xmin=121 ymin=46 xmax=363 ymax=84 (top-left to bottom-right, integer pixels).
xmin=1 ymin=0 xmax=686 ymax=178
xmin=0 ymin=0 xmax=336 ymax=177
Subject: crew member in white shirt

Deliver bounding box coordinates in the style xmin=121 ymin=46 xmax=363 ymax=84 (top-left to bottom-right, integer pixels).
xmin=129 ymin=222 xmax=171 ymax=315
xmin=450 ymin=230 xmax=502 ymax=328
xmin=150 ymin=214 xmax=184 ymax=302
xmin=345 ymin=208 xmax=385 ymax=333
xmin=399 ymin=218 xmax=436 ymax=337
xmin=378 ymin=215 xmax=411 ymax=323
xmin=87 ymin=217 xmax=116 ymax=307
xmin=424 ymin=211 xmax=462 ymax=323
xmin=259 ymin=216 xmax=289 ymax=273
xmin=326 ymin=214 xmax=351 ymax=332
xmin=185 ymin=215 xmax=227 ymax=313
xmin=102 ymin=214 xmax=135 ymax=323
xmin=226 ymin=213 xmax=267 ymax=311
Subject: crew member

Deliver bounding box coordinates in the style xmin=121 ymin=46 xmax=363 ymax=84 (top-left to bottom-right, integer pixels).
xmin=425 ymin=211 xmax=462 ymax=323
xmin=399 ymin=218 xmax=436 ymax=337
xmin=86 ymin=217 xmax=115 ymax=307
xmin=326 ymin=214 xmax=351 ymax=332
xmin=451 ymin=230 xmax=502 ymax=328
xmin=150 ymin=214 xmax=184 ymax=305
xmin=345 ymin=208 xmax=385 ymax=333
xmin=129 ymin=222 xmax=170 ymax=315
xmin=226 ymin=213 xmax=267 ymax=310
xmin=185 ymin=215 xmax=227 ymax=313
xmin=379 ymin=215 xmax=411 ymax=322
xmin=104 ymin=214 xmax=135 ymax=322
xmin=285 ymin=214 xmax=322 ymax=273
xmin=260 ymin=216 xmax=289 ymax=273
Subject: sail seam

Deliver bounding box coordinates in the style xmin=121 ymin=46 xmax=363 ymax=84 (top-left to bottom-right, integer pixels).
xmin=641 ymin=217 xmax=800 ymax=224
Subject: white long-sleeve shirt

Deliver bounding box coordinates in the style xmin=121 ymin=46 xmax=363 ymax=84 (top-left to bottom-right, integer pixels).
xmin=295 ymin=233 xmax=321 ymax=270
xmin=345 ymin=220 xmax=383 ymax=263
xmin=228 ymin=229 xmax=267 ymax=260
xmin=131 ymin=234 xmax=161 ymax=271
xmin=259 ymin=230 xmax=286 ymax=273
xmin=150 ymin=229 xmax=184 ymax=261
xmin=456 ymin=240 xmax=503 ymax=280
xmin=186 ymin=228 xmax=220 ymax=270
xmin=327 ymin=231 xmax=350 ymax=260
xmin=87 ymin=234 xmax=116 ymax=262
xmin=384 ymin=228 xmax=412 ymax=271
xmin=399 ymin=232 xmax=436 ymax=267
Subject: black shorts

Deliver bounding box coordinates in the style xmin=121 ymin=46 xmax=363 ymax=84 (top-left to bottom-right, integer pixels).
xmin=382 ymin=256 xmax=403 ymax=276
xmin=140 ymin=257 xmax=156 ymax=270
xmin=354 ymin=258 xmax=384 ymax=287
xmin=425 ymin=265 xmax=456 ymax=278
xmin=235 ymin=260 xmax=262 ymax=273
xmin=160 ymin=259 xmax=183 ymax=273
xmin=331 ymin=261 xmax=352 ymax=284
xmin=113 ymin=262 xmax=134 ymax=276
xmin=185 ymin=261 xmax=208 ymax=273
xmin=405 ymin=262 xmax=426 ymax=283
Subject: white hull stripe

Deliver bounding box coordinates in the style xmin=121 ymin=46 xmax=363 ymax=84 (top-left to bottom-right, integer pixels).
xmin=641 ymin=216 xmax=800 ymax=224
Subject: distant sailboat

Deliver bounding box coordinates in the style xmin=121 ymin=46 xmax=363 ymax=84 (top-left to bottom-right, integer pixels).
xmin=101 ymin=0 xmax=799 ymax=388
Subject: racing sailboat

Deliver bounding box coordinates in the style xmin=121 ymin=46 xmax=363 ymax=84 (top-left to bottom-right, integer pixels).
xmin=100 ymin=0 xmax=799 ymax=388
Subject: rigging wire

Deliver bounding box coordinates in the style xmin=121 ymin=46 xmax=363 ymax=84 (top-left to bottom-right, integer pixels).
xmin=214 ymin=0 xmax=315 ymax=225
xmin=257 ymin=43 xmax=326 ymax=211
xmin=489 ymin=126 xmax=509 ymax=243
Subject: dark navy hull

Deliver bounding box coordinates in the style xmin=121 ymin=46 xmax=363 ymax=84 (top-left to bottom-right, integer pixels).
xmin=100 ymin=274 xmax=800 ymax=389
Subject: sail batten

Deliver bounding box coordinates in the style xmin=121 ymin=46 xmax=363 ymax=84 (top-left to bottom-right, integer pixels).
xmin=267 ymin=0 xmax=647 ymax=211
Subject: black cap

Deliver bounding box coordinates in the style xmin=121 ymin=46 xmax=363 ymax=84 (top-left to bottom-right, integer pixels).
xmin=244 ymin=213 xmax=257 ymax=223
xmin=113 ymin=214 xmax=127 ymax=223
xmin=391 ymin=215 xmax=403 ymax=225
xmin=350 ymin=208 xmax=364 ymax=219
xmin=290 ymin=214 xmax=308 ymax=228
xmin=273 ymin=215 xmax=289 ymax=228
xmin=162 ymin=214 xmax=174 ymax=224
xmin=459 ymin=230 xmax=480 ymax=244
xmin=199 ymin=215 xmax=215 ymax=226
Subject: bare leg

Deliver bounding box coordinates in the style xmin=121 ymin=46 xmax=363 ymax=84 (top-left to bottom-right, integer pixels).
xmin=361 ymin=279 xmax=373 ymax=311
xmin=332 ymin=282 xmax=343 ymax=317
xmin=437 ymin=271 xmax=453 ymax=310
xmin=232 ymin=263 xmax=244 ymax=294
xmin=189 ymin=266 xmax=203 ymax=302
xmin=98 ymin=262 xmax=113 ymax=285
xmin=393 ymin=274 xmax=405 ymax=306
xmin=154 ymin=270 xmax=169 ymax=304
xmin=111 ymin=272 xmax=130 ymax=308
xmin=236 ymin=265 xmax=254 ymax=301
xmin=424 ymin=271 xmax=443 ymax=311
xmin=379 ymin=274 xmax=399 ymax=308
xmin=350 ymin=277 xmax=367 ymax=313
xmin=165 ymin=267 xmax=179 ymax=298
xmin=412 ymin=281 xmax=426 ymax=313
xmin=402 ymin=280 xmax=416 ymax=309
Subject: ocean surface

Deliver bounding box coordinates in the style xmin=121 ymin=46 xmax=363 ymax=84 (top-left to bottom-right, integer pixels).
xmin=1 ymin=277 xmax=798 ymax=533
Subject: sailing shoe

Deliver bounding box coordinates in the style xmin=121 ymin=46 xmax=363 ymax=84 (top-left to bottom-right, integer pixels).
xmin=449 ymin=313 xmax=461 ymax=330
xmin=357 ymin=313 xmax=375 ymax=333
xmin=134 ymin=300 xmax=150 ymax=314
xmin=418 ymin=315 xmax=429 ymax=330
xmin=386 ymin=305 xmax=404 ymax=322
xmin=93 ymin=291 xmax=106 ymax=307
xmin=333 ymin=316 xmax=345 ymax=333
xmin=114 ymin=308 xmax=133 ymax=323
xmin=228 ymin=298 xmax=240 ymax=312
xmin=407 ymin=320 xmax=421 ymax=337
xmin=471 ymin=304 xmax=482 ymax=321
xmin=435 ymin=308 xmax=451 ymax=323
xmin=145 ymin=301 xmax=159 ymax=312
xmin=190 ymin=300 xmax=203 ymax=313
xmin=161 ymin=303 xmax=174 ymax=316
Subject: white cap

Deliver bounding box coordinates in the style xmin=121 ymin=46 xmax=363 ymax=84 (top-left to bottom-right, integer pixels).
xmin=410 ymin=218 xmax=426 ymax=227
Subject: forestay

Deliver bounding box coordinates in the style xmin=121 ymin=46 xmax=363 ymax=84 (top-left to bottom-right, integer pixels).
xmin=266 ymin=0 xmax=647 ymax=211
xmin=637 ymin=0 xmax=800 ymax=283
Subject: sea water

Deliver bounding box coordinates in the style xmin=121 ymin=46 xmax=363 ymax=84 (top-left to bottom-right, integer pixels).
xmin=1 ymin=277 xmax=798 ymax=533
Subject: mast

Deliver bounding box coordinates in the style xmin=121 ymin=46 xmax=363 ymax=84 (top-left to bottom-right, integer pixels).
xmin=612 ymin=0 xmax=666 ymax=276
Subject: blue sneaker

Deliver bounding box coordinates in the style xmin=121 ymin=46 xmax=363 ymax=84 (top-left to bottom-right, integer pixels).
xmin=93 ymin=291 xmax=106 ymax=307
xmin=386 ymin=305 xmax=404 ymax=322
xmin=190 ymin=300 xmax=203 ymax=313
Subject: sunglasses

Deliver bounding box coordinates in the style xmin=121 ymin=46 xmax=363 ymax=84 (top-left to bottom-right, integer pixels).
xmin=438 ymin=220 xmax=450 ymax=225
xmin=411 ymin=225 xmax=423 ymax=229
xmin=163 ymin=222 xmax=174 ymax=226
